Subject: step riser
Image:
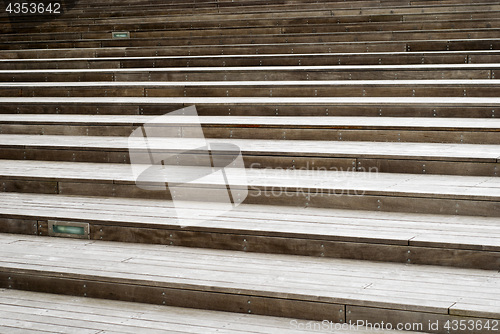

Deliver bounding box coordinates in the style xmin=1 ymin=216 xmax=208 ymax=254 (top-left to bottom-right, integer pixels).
xmin=3 ymin=39 xmax=499 ymax=54
xmin=3 ymin=2 xmax=499 ymax=23
xmin=4 ymin=20 xmax=500 ymax=42
xmin=1 ymin=7 xmax=494 ymax=27
xmin=0 ymin=270 xmax=344 ymax=325
xmin=6 ymin=15 xmax=500 ymax=35
xmin=3 ymin=124 xmax=499 ymax=144
xmin=7 ymin=7 xmax=499 ymax=33
xmin=2 ymin=30 xmax=500 ymax=50
xmin=1 ymin=179 xmax=498 ymax=216
xmin=0 ymin=69 xmax=495 ymax=82
xmin=1 ymin=52 xmax=494 ymax=66
xmin=1 ymin=102 xmax=498 ymax=117
xmin=0 ymin=15 xmax=403 ymax=33
xmin=3 ymin=85 xmax=498 ymax=98
xmin=1 ymin=216 xmax=498 ymax=270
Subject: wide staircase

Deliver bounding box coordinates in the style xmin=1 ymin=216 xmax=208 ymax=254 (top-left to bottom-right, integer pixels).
xmin=0 ymin=0 xmax=499 ymax=333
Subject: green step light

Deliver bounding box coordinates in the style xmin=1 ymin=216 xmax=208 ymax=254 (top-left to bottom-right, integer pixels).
xmin=112 ymin=32 xmax=130 ymax=39
xmin=52 ymin=224 xmax=85 ymax=236
xmin=48 ymin=220 xmax=90 ymax=239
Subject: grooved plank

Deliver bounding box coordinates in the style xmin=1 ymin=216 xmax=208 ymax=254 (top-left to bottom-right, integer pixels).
xmin=0 ymin=135 xmax=499 ymax=162
xmin=0 ymin=192 xmax=499 ymax=269
xmin=0 ymin=234 xmax=498 ymax=320
xmin=1 ymin=115 xmax=499 ymax=130
xmin=0 ymin=79 xmax=498 ymax=87
xmin=0 ymin=192 xmax=496 ymax=248
xmin=346 ymin=305 xmax=499 ymax=334
xmin=0 ymin=289 xmax=379 ymax=333
xmin=2 ymin=63 xmax=500 ymax=72
xmin=0 ymin=51 xmax=494 ymax=68
xmin=0 ymin=96 xmax=499 ymax=104
xmin=0 ymin=298 xmax=335 ymax=333
xmin=0 ymin=159 xmax=498 ymax=200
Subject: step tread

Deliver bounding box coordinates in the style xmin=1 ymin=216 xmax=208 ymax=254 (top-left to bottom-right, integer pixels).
xmin=0 ymin=159 xmax=498 ymax=200
xmin=1 ymin=134 xmax=499 ymax=161
xmin=2 ymin=115 xmax=499 ymax=130
xmin=0 ymin=96 xmax=499 ymax=105
xmin=2 ymin=63 xmax=500 ymax=73
xmin=1 ymin=192 xmax=499 ymax=251
xmin=0 ymin=234 xmax=498 ymax=318
xmin=0 ymin=288 xmax=401 ymax=334
xmin=0 ymin=79 xmax=498 ymax=87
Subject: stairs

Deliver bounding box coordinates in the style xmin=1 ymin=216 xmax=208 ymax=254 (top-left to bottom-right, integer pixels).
xmin=0 ymin=0 xmax=499 ymax=333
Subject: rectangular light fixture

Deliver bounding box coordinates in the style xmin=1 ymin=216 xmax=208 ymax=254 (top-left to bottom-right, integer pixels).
xmin=112 ymin=31 xmax=130 ymax=39
xmin=48 ymin=220 xmax=90 ymax=239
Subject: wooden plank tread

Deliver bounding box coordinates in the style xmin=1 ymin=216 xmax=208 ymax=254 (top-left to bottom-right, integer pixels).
xmin=0 ymin=97 xmax=498 ymax=105
xmin=0 ymin=159 xmax=498 ymax=201
xmin=1 ymin=115 xmax=499 ymax=130
xmin=0 ymin=234 xmax=498 ymax=317
xmin=0 ymin=288 xmax=408 ymax=334
xmin=1 ymin=134 xmax=499 ymax=162
xmin=2 ymin=63 xmax=500 ymax=73
xmin=1 ymin=192 xmax=500 ymax=251
xmin=0 ymin=79 xmax=497 ymax=87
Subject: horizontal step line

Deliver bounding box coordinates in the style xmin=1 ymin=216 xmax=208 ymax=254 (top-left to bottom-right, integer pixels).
xmin=1 ymin=135 xmax=499 ymax=161
xmin=0 ymin=80 xmax=499 ymax=87
xmin=0 ymin=160 xmax=498 ymax=200
xmin=0 ymin=97 xmax=499 ymax=104
xmin=2 ymin=64 xmax=500 ymax=73
xmin=1 ymin=115 xmax=499 ymax=130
